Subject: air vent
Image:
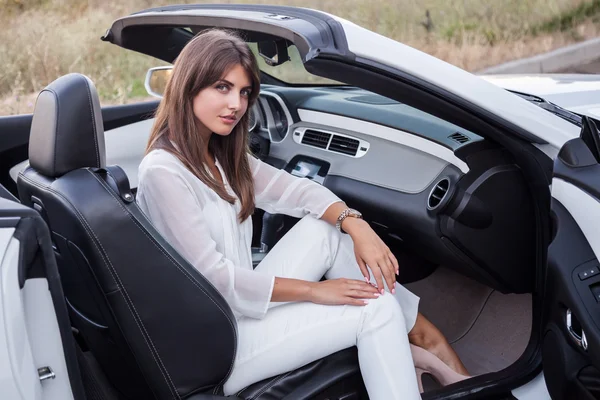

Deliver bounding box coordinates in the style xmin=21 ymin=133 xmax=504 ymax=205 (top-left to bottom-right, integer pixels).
xmin=427 ymin=178 xmax=450 ymax=210
xmin=294 ymin=128 xmax=369 ymax=157
xmin=301 ymin=130 xmax=331 ymax=149
xmin=329 ymin=135 xmax=360 ymax=156
xmin=448 ymin=132 xmax=470 ymax=144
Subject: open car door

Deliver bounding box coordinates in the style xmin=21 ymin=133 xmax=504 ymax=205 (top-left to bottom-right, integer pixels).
xmin=0 ymin=195 xmax=85 ymax=400
xmin=544 ymin=116 xmax=600 ymax=399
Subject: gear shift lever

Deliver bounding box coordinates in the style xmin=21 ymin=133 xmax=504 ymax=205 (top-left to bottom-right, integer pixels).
xmin=260 ymin=212 xmax=284 ymax=252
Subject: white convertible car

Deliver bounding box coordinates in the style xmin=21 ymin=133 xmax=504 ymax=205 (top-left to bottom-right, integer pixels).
xmin=1 ymin=4 xmax=599 ymax=400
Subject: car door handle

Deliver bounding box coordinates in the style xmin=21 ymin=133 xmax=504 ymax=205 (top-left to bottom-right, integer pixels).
xmin=566 ymin=309 xmax=588 ymax=351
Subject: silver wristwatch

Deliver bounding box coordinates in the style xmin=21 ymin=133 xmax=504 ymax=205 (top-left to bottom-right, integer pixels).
xmin=336 ymin=208 xmax=363 ymax=233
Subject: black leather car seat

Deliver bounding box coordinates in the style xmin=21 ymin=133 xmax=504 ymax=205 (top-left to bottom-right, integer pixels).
xmin=17 ymin=73 xmax=366 ymax=400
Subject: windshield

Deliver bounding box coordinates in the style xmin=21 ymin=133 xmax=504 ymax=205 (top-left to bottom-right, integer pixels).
xmin=248 ymin=42 xmax=340 ymax=85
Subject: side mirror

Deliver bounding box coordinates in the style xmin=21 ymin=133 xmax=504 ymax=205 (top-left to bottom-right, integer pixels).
xmin=257 ymin=39 xmax=290 ymax=67
xmin=144 ymin=66 xmax=173 ymax=98
xmin=581 ymin=116 xmax=600 ymax=163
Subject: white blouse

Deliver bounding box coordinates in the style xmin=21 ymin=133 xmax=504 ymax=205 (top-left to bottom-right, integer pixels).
xmin=136 ymin=149 xmax=342 ymax=320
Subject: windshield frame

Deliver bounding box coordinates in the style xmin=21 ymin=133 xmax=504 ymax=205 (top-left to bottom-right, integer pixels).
xmin=509 ymin=89 xmax=583 ymax=128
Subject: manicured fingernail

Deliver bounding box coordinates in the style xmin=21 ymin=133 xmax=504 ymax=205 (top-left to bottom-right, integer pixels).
xmin=396 ymin=270 xmax=399 ymax=276
xmin=392 ymin=288 xmax=396 ymax=294
xmin=374 ymin=293 xmax=381 ymax=297
xmin=380 ymin=289 xmax=384 ymax=295
xmin=363 ymin=300 xmax=370 ymax=304
xmin=364 ymin=276 xmax=369 ymax=282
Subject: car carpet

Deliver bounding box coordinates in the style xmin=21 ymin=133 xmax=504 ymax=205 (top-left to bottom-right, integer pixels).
xmin=405 ymin=267 xmax=532 ymax=377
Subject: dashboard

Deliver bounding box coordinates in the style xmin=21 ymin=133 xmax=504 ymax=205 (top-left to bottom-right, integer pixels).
xmin=249 ymin=86 xmax=536 ymax=294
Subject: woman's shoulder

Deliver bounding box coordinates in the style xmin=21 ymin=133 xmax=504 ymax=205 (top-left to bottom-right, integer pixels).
xmin=138 ymin=149 xmax=210 ymax=192
xmin=139 ymin=149 xmax=184 ymax=172
xmin=138 ymin=149 xmax=191 ymax=183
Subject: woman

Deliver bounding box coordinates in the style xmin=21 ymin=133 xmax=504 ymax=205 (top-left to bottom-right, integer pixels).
xmin=136 ymin=29 xmax=468 ymax=399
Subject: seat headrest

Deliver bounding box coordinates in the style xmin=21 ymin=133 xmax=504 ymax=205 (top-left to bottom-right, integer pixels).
xmin=29 ymin=73 xmax=106 ymax=178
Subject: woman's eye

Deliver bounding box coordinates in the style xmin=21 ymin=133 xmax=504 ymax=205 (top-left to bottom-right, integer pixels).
xmin=241 ymin=89 xmax=251 ymax=97
xmin=216 ymin=84 xmax=229 ymax=92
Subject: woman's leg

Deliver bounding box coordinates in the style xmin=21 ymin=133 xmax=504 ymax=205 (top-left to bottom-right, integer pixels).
xmin=325 ymin=222 xmax=468 ymax=375
xmin=409 ymin=314 xmax=469 ymax=375
xmin=224 ymin=294 xmax=421 ymax=399
xmin=261 ymin=215 xmax=466 ymax=375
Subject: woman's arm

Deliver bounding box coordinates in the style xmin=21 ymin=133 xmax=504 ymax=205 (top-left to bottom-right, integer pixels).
xmin=270 ymin=276 xmax=381 ymax=306
xmin=250 ymin=155 xmax=341 ymax=218
xmin=321 ymin=202 xmax=399 ymax=294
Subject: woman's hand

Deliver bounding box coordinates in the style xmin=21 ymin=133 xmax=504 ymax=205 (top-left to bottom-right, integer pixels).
xmin=342 ymin=218 xmax=399 ymax=294
xmin=307 ymin=278 xmax=381 ymax=306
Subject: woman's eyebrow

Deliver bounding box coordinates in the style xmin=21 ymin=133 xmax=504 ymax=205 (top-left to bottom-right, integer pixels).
xmin=217 ymin=79 xmax=251 ymax=89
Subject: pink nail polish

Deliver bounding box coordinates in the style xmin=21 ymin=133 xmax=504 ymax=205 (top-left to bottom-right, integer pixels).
xmin=374 ymin=293 xmax=381 ymax=297
xmin=363 ymin=300 xmax=370 ymax=304
xmin=380 ymin=289 xmax=384 ymax=295
xmin=392 ymin=288 xmax=396 ymax=294
xmin=364 ymin=276 xmax=369 ymax=283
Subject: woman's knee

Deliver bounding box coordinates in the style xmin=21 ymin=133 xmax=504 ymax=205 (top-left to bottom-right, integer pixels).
xmin=361 ymin=293 xmax=405 ymax=332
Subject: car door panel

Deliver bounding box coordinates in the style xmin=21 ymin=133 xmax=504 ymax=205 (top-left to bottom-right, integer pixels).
xmin=543 ymin=127 xmax=600 ymax=399
xmin=0 ymin=101 xmax=159 ymax=195
xmin=101 ymin=101 xmax=159 ymax=131
xmin=0 ymin=196 xmax=85 ymax=399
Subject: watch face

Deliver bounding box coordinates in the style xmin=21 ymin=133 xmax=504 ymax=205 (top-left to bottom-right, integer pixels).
xmin=349 ymin=209 xmax=362 ymax=218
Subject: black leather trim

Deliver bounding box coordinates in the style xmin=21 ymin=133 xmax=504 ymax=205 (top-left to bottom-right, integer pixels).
xmin=555 ymin=138 xmax=600 ymax=201
xmin=15 ymin=217 xmax=46 ymax=286
xmin=237 ymin=347 xmax=364 ymax=400
xmin=29 ymin=73 xmax=105 ymax=177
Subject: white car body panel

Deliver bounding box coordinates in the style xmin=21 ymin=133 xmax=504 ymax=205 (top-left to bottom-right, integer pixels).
xmin=512 ymin=373 xmax=551 ymax=400
xmin=481 ymin=74 xmax=600 ymax=119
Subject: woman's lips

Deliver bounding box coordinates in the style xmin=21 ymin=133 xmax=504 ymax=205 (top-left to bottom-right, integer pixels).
xmin=220 ymin=116 xmax=237 ymax=125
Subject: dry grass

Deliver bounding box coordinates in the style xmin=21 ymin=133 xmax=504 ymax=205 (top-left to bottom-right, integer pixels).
xmin=1 ymin=0 xmax=599 ymax=115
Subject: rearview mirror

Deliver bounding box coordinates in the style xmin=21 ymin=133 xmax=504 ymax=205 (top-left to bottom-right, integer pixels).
xmin=144 ymin=66 xmax=173 ymax=98
xmin=257 ymin=39 xmax=290 ymax=66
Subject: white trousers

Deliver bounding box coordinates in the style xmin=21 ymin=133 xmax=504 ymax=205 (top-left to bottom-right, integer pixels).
xmin=223 ymin=216 xmax=421 ymax=399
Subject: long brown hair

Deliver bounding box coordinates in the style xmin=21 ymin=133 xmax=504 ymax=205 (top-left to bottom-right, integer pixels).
xmin=146 ymin=29 xmax=261 ymax=222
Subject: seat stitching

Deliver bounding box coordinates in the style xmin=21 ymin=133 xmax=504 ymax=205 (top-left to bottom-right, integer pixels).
xmin=250 ymin=370 xmax=294 ymax=400
xmin=18 ymin=173 xmax=179 ymax=400
xmin=88 ymin=171 xmax=237 ymax=392
xmin=79 ymin=75 xmax=100 ymax=167
xmin=91 ymin=172 xmax=237 ymax=394
xmin=44 ymin=88 xmax=60 ymax=176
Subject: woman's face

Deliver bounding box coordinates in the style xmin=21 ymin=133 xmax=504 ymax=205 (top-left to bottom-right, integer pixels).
xmin=192 ymin=63 xmax=253 ymax=138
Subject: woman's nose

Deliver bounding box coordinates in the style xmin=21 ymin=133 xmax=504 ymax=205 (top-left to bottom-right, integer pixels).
xmin=228 ymin=93 xmax=242 ymax=110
